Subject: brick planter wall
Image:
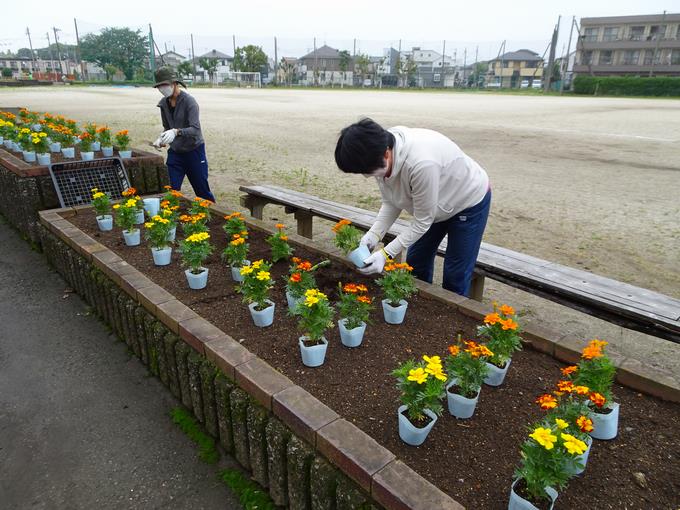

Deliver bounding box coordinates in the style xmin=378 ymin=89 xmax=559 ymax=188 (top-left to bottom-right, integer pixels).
xmin=0 ymin=147 xmax=168 ymax=247
xmin=36 ymin=204 xmax=680 ymax=510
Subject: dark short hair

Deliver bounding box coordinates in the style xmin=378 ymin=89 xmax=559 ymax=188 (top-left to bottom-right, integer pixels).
xmin=334 ymin=118 xmax=395 ymax=174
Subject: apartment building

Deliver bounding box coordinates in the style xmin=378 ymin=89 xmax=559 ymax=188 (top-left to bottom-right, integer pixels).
xmin=574 ymin=13 xmax=680 ymax=76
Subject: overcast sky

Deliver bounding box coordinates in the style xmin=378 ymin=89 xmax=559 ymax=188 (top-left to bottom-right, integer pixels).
xmin=2 ymin=0 xmax=676 ymax=61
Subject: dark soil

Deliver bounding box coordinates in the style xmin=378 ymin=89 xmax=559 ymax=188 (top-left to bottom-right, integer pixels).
xmin=68 ymin=208 xmax=680 ymax=510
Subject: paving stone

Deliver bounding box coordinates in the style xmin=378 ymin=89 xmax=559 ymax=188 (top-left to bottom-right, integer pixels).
xmin=273 ymin=385 xmax=339 ymax=447
xmin=204 ymin=335 xmax=255 ymax=379
xmin=235 ymin=357 xmax=294 ymax=411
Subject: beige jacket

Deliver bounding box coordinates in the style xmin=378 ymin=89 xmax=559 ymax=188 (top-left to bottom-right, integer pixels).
xmin=368 ymin=127 xmax=489 ymax=257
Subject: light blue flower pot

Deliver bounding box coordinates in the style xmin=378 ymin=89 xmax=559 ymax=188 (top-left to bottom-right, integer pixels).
xmin=348 ymin=244 xmax=371 ymax=268
xmin=119 ymin=150 xmax=132 ymax=158
xmin=49 ymin=142 xmax=61 ymax=153
xmin=134 ymin=210 xmax=145 ymax=224
xmin=446 ymin=379 xmax=481 ymax=419
xmin=286 ymin=290 xmax=302 ymax=311
xmin=81 ymin=151 xmax=94 ymax=161
xmin=23 ymin=151 xmax=36 ymax=162
xmin=91 ymin=141 xmax=101 ymax=151
xmin=338 ymin=319 xmax=366 ymax=348
xmin=3 ymin=139 xmax=12 ymax=149
xmin=249 ymin=300 xmax=275 ymax=327
xmin=299 ymin=336 xmax=328 ymax=367
xmin=143 ymin=197 xmax=160 ymax=218
xmin=230 ymin=260 xmax=249 ymax=282
xmin=590 ymin=402 xmax=619 ymax=440
xmin=568 ymin=434 xmax=593 ymax=475
xmin=508 ymin=479 xmax=557 ymax=510
xmin=101 ymin=146 xmax=114 ymax=157
xmin=185 ymin=267 xmax=209 ymax=289
xmin=123 ymin=229 xmax=140 ymax=246
xmin=151 ymin=246 xmax=172 ymax=266
xmin=166 ymin=226 xmax=176 ymax=242
xmin=96 ymin=215 xmax=113 ymax=231
xmin=484 ymin=359 xmax=512 ymax=387
xmin=382 ymin=299 xmax=408 ymax=324
xmin=61 ymin=147 xmax=75 ymax=158
xmin=397 ymin=405 xmax=437 ymax=446
xmin=36 ymin=153 xmax=50 ymax=166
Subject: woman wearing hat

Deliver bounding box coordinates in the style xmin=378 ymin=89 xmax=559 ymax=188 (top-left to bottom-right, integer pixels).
xmin=153 ymin=67 xmax=215 ymax=202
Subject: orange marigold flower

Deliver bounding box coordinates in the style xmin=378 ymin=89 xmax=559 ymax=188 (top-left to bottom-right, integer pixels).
xmin=289 ymin=273 xmax=302 ymax=283
xmin=356 ymin=284 xmax=368 ymax=293
xmin=163 ymin=185 xmax=172 ymax=190
xmin=499 ymin=304 xmax=515 ymax=316
xmin=280 ymin=235 xmax=288 ymax=241
xmin=589 ymin=392 xmax=606 ymax=408
xmin=199 ymin=200 xmax=211 ymax=207
xmin=332 ymin=218 xmax=352 ymax=233
xmin=291 ymin=257 xmax=301 ymax=264
xmin=573 ymin=385 xmax=590 ymax=395
xmin=160 ymin=200 xmax=170 ymax=208
xmin=588 ymin=339 xmax=608 ymax=349
xmin=535 ymin=394 xmax=558 ymax=410
xmin=357 ymin=295 xmax=372 ymax=304
xmin=122 ymin=187 xmax=137 ymax=197
xmin=297 ymin=261 xmax=312 ymax=272
xmin=275 ymin=223 xmax=285 ymax=229
xmin=561 ymin=365 xmax=578 ymax=376
xmin=557 ymin=380 xmax=575 ymax=393
xmin=484 ymin=312 xmax=501 ymax=325
xmin=582 ymin=345 xmax=604 ymax=360
xmin=193 ymin=197 xmax=202 ymax=202
xmin=500 ymin=318 xmax=518 ymax=330
xmin=343 ymin=283 xmax=359 ymax=293
xmin=448 ymin=345 xmax=460 ymax=356
xmin=576 ymin=415 xmax=594 ymax=433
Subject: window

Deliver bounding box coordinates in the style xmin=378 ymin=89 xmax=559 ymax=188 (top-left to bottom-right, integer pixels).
xmin=581 ymin=51 xmax=593 ymax=65
xmin=502 ymin=61 xmax=510 ymax=68
xmin=524 ymin=61 xmax=537 ymax=68
xmin=622 ymin=50 xmax=640 ymax=65
xmin=584 ymin=27 xmax=598 ymax=42
xmin=433 ymin=73 xmax=441 ymax=82
xmin=629 ymin=26 xmax=645 ymax=41
xmin=599 ymin=50 xmax=613 ymax=65
xmin=603 ymin=27 xmax=619 ymax=41
xmin=672 ymin=50 xmax=680 ymax=65
xmin=649 ymin=25 xmax=666 ymax=40
xmin=643 ymin=50 xmax=654 ymax=65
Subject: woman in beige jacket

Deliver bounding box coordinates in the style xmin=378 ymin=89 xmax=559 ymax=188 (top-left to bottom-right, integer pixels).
xmin=334 ymin=118 xmax=491 ymax=297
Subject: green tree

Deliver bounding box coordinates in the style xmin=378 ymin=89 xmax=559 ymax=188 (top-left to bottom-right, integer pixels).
xmin=232 ymin=45 xmax=268 ymax=73
xmin=1 ymin=68 xmax=13 ymax=78
xmin=198 ymin=57 xmax=219 ymax=84
xmin=355 ymin=53 xmax=370 ymax=84
xmin=398 ymin=56 xmax=417 ymax=88
xmin=80 ymin=27 xmax=148 ymax=80
xmin=177 ymin=60 xmax=194 ymax=80
xmin=279 ymin=58 xmax=295 ymax=86
xmin=16 ymin=48 xmax=33 ymax=59
xmin=103 ymin=64 xmax=118 ymax=80
xmin=338 ymin=50 xmax=351 ymax=88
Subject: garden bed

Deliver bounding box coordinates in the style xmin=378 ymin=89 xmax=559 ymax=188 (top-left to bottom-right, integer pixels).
xmin=63 ymin=204 xmax=680 ymax=509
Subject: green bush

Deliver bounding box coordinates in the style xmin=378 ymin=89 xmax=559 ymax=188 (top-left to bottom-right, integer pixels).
xmin=573 ymin=75 xmax=680 ymax=97
xmin=1 ymin=68 xmax=13 ymax=78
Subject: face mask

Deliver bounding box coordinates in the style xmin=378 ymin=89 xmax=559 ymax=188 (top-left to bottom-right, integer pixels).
xmin=158 ymin=84 xmax=173 ymax=97
xmin=368 ymin=160 xmax=389 ymax=178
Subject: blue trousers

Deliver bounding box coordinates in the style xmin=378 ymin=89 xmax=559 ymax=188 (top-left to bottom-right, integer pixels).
xmin=406 ymin=189 xmax=491 ymax=297
xmin=167 ymin=144 xmax=215 ymax=202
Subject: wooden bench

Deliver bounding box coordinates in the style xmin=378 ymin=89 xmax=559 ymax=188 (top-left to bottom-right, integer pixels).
xmin=240 ymin=184 xmax=680 ymax=344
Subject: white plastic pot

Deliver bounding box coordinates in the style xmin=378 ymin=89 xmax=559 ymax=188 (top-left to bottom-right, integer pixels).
xmin=348 ymin=244 xmax=371 ymax=268
xmin=484 ymin=359 xmax=512 ymax=387
xmin=101 ymin=146 xmax=114 ymax=157
xmin=81 ymin=151 xmax=94 ymax=161
xmin=151 ymin=246 xmax=172 ymax=266
xmin=397 ymin=405 xmax=437 ymax=446
xmin=338 ymin=319 xmax=366 ymax=348
xmin=185 ymin=267 xmax=209 ymax=289
xmin=508 ymin=479 xmax=557 ymax=510
xmin=118 ymin=149 xmax=132 ymax=158
xmin=299 ymin=336 xmax=329 ymax=367
xmin=248 ymin=300 xmax=275 ymax=327
xmin=590 ymin=402 xmax=620 ymax=440
xmin=446 ymin=379 xmax=481 ymax=419
xmin=122 ymin=229 xmax=140 ymax=246
xmin=382 ymin=299 xmax=408 ymax=324
xmin=96 ymin=215 xmax=113 ymax=231
xmin=61 ymin=147 xmax=75 ymax=158
xmin=23 ymin=151 xmax=36 ymax=163
xmin=36 ymin=153 xmax=51 ymax=166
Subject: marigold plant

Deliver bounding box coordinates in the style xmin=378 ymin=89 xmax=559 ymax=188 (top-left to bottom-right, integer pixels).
xmin=179 ymin=231 xmax=213 ymax=274
xmin=477 ymin=302 xmax=522 ymax=367
xmin=266 ymin=223 xmax=294 ymax=262
xmin=90 ymin=187 xmax=111 ymax=217
xmin=514 ymin=419 xmax=589 ymax=504
xmin=113 ymin=197 xmax=141 ymax=232
xmin=337 ymin=282 xmax=373 ymax=330
xmin=238 ymin=259 xmax=274 ymax=310
xmin=567 ymin=339 xmax=616 ymax=406
xmin=97 ymin=125 xmax=112 ymax=147
xmin=294 ymin=288 xmax=335 ymax=344
xmin=144 ymin=214 xmax=174 ymax=249
xmin=222 ymin=232 xmax=249 ymax=267
xmin=284 ymin=258 xmax=330 ymax=301
xmin=332 ymin=219 xmax=362 ymax=255
xmin=445 ymin=338 xmax=493 ymax=398
xmin=79 ymin=132 xmax=94 ymax=152
xmin=376 ymin=262 xmax=417 ymax=306
xmin=179 ymin=213 xmax=209 ymax=236
xmin=391 ymin=354 xmax=446 ymax=423
xmin=84 ymin=122 xmax=97 ymax=141
xmin=115 ymin=129 xmax=130 ymax=151
xmin=189 ymin=196 xmax=213 ymax=220
xmin=162 ymin=185 xmax=183 ymax=210
xmin=223 ymin=212 xmax=247 ymax=237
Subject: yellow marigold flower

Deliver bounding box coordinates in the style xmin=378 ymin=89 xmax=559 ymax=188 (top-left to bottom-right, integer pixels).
xmin=407 ymin=367 xmax=428 ymax=385
xmin=304 ymin=296 xmax=319 ymax=307
xmin=240 ymin=265 xmax=254 ymax=275
xmin=589 ymin=339 xmax=608 ymax=349
xmin=186 ymin=232 xmax=210 ymax=243
xmin=529 ymin=427 xmax=557 ymax=450
xmin=280 ymin=235 xmax=288 ymax=241
xmin=561 ymin=433 xmax=588 ymax=455
xmin=256 ymin=270 xmax=270 ymax=281
xmin=425 ymin=364 xmax=447 ymax=381
xmin=125 ymin=199 xmax=138 ymax=208
xmin=91 ymin=187 xmax=99 ymax=193
xmin=230 ymin=237 xmax=245 ymax=246
xmin=252 ymin=259 xmax=263 ymax=269
xmin=573 ymin=385 xmax=590 ymax=395
xmin=555 ymin=418 xmax=569 ymax=430
xmin=112 ymin=204 xmax=120 ymax=210
xmin=144 ymin=222 xmax=154 ymax=229
xmin=92 ymin=192 xmax=105 ymax=199
xmin=422 ymin=355 xmax=442 ymax=366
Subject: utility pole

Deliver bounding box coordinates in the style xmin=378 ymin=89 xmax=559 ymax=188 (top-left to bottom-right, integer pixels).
xmin=274 ymin=36 xmax=278 ymax=85
xmin=148 ymin=24 xmax=156 ymax=74
xmin=73 ymin=18 xmax=86 ymax=81
xmin=232 ymin=35 xmax=236 ymax=57
xmin=463 ymin=47 xmax=467 ymax=87
xmin=164 ymin=42 xmax=168 ymax=54
xmin=441 ymin=40 xmax=446 ymax=88
xmin=52 ymin=27 xmax=63 ymax=77
xmin=474 ymin=45 xmax=479 ymax=89
xmin=46 ymin=32 xmax=55 ymax=80
xmin=544 ymin=15 xmax=560 ymax=92
xmin=560 ymin=16 xmax=575 ymax=94
xmin=26 ymin=28 xmax=36 ymax=75
xmin=313 ymin=37 xmax=318 ymax=86
xmin=650 ymin=10 xmax=667 ymax=77
xmin=397 ymin=39 xmax=402 ymax=87
xmin=190 ymin=34 xmax=197 ymax=81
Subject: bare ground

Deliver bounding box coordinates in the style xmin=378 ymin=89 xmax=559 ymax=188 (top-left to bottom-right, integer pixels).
xmin=3 ymin=85 xmax=679 ymax=379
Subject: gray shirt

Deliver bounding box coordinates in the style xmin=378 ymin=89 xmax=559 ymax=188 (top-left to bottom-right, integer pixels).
xmin=157 ymin=91 xmax=204 ymax=153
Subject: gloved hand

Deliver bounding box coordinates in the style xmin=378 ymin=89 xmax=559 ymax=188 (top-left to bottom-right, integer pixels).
xmin=159 ymin=129 xmax=177 ymax=145
xmin=360 ymin=231 xmax=380 ymax=251
xmin=152 ymin=137 xmax=163 ymax=148
xmin=357 ymin=249 xmax=387 ymax=275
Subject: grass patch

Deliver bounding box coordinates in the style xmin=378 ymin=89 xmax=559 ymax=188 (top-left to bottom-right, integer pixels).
xmin=219 ymin=469 xmax=276 ymax=510
xmin=170 ymin=406 xmax=219 ymax=464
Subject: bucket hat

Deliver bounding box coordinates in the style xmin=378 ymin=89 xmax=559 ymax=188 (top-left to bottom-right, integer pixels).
xmin=153 ymin=67 xmax=186 ymax=88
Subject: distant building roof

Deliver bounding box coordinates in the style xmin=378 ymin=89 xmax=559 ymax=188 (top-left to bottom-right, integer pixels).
xmin=300 ymin=45 xmax=342 ymax=60
xmin=199 ymin=49 xmax=232 ymax=60
xmin=161 ymin=51 xmax=186 ymax=59
xmin=492 ymin=49 xmax=542 ymax=62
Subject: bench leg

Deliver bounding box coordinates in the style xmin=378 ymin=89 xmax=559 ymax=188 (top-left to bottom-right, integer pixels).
xmin=469 ymin=274 xmax=485 ymax=301
xmin=240 ymin=195 xmax=267 ymax=220
xmin=294 ymin=211 xmax=313 ymax=239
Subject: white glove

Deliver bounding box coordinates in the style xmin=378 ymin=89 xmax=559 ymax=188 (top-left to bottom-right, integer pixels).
xmin=357 ymin=249 xmax=387 ymax=275
xmin=360 ymin=231 xmax=380 ymax=251
xmin=152 ymin=137 xmax=163 ymax=148
xmin=160 ymin=129 xmax=177 ymax=145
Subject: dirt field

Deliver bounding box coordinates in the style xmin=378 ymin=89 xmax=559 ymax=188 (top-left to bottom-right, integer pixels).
xmin=3 ymin=85 xmax=679 ymax=377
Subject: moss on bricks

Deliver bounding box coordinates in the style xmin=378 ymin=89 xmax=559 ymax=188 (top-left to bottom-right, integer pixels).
xmin=266 ymin=417 xmax=292 ymax=507
xmin=230 ymin=388 xmax=251 ymax=470
xmin=219 ymin=468 xmax=276 ymax=510
xmin=214 ymin=373 xmax=235 ymax=454
xmin=247 ymin=403 xmax=269 ymax=488
xmin=335 ymin=475 xmax=371 ymax=510
xmin=310 ymin=456 xmax=337 ymax=510
xmin=153 ymin=322 xmax=169 ymax=387
xmin=199 ymin=359 xmax=219 ymax=438
xmin=174 ymin=340 xmax=193 ymax=410
xmin=109 ymin=287 xmax=124 ymax=340
xmin=170 ymin=406 xmax=219 ymax=464
xmin=287 ymin=435 xmax=314 ymax=510
xmin=125 ymin=300 xmax=142 ymax=359
xmin=187 ymin=352 xmax=205 ymax=423
xmin=118 ymin=293 xmax=134 ymax=348
xmin=134 ymin=307 xmax=150 ymax=365
xmin=163 ymin=332 xmax=181 ymax=399
xmin=144 ymin=316 xmax=160 ymax=376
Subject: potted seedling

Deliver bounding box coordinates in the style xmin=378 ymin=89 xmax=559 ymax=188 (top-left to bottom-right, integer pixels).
xmin=85 ymin=123 xmax=100 ymax=151
xmin=294 ymin=288 xmax=334 ymax=367
xmin=336 ymin=282 xmax=373 ymax=347
xmin=444 ymin=339 xmax=493 ymax=419
xmin=115 ymin=129 xmax=131 ymax=158
xmin=91 ymin=187 xmax=113 ymax=231
xmin=266 ymin=223 xmax=294 ymax=262
xmin=179 ymin=231 xmax=213 ymax=289
xmin=332 ymin=219 xmax=369 ymax=268
xmin=79 ymin=132 xmax=95 ymax=160
xmin=113 ymin=197 xmax=142 ymax=246
xmin=284 ymin=258 xmax=330 ymax=311
xmin=376 ymin=261 xmax=417 ymax=324
xmin=97 ymin=125 xmax=114 ymax=156
xmin=145 ymin=214 xmax=175 ymax=266
xmin=478 ymin=303 xmax=522 ymax=386
xmin=223 ymin=232 xmax=250 ymax=282
xmin=238 ymin=260 xmax=275 ymax=327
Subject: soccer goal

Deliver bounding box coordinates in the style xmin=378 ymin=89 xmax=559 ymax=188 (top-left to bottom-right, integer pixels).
xmin=222 ymin=71 xmax=261 ymax=88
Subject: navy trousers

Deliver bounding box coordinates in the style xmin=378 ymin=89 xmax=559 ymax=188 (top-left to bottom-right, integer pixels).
xmin=166 ymin=144 xmax=215 ymax=202
xmin=406 ymin=189 xmax=491 ymax=297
